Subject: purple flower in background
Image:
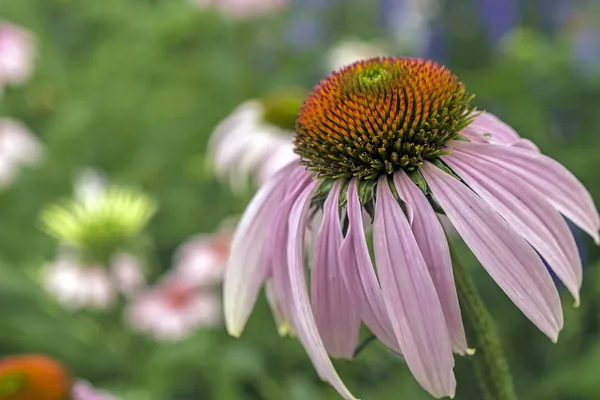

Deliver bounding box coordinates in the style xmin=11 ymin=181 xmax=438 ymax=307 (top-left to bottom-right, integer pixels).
xmin=477 ymin=0 xmax=520 ymax=45
xmin=224 ymin=58 xmax=599 ymax=399
xmin=559 ymin=6 xmax=600 ymax=76
xmin=285 ymin=0 xmax=333 ymax=49
xmin=378 ymin=0 xmax=440 ymax=56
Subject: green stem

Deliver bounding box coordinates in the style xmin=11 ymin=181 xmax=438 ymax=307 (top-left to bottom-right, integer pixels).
xmin=451 ymin=248 xmax=518 ymax=400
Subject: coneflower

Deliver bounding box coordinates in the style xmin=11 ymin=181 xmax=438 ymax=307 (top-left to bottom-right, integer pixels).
xmin=223 ymin=57 xmax=599 ymax=399
xmin=0 ymin=354 xmax=70 ymax=400
xmin=208 ymin=89 xmax=304 ymax=192
xmin=0 ymin=354 xmax=116 ymax=400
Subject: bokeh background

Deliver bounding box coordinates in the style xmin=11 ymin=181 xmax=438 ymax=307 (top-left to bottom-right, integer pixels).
xmin=0 ymin=0 xmax=600 ymax=399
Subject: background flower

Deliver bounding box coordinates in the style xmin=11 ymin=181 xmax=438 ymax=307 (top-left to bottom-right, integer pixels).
xmin=0 ymin=118 xmax=43 ymax=188
xmin=126 ymin=273 xmax=221 ymax=341
xmin=0 ymin=22 xmax=35 ymax=92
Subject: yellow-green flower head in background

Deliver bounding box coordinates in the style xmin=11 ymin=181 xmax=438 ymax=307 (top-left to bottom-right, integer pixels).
xmin=40 ymin=171 xmax=157 ymax=263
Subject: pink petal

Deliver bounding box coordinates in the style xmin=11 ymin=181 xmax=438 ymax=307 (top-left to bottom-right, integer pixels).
xmin=269 ymin=169 xmax=315 ymax=332
xmin=462 ymin=112 xmax=520 ymax=145
xmin=311 ymin=181 xmax=361 ymax=359
xmin=287 ymin=182 xmax=358 ymax=400
xmin=224 ymin=162 xmax=304 ymax=337
xmin=513 ymin=138 xmax=540 ymax=152
xmin=339 ymin=179 xmax=401 ymax=353
xmin=266 ymin=280 xmax=293 ymax=336
xmin=393 ymin=172 xmax=467 ymax=354
xmin=421 ymin=162 xmax=563 ymax=341
xmin=445 ymin=152 xmax=582 ymax=304
xmin=373 ymin=176 xmax=455 ymax=399
xmin=451 ymin=141 xmax=600 ymax=243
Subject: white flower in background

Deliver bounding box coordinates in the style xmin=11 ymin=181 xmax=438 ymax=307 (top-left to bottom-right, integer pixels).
xmin=192 ymin=0 xmax=287 ymax=19
xmin=44 ymin=255 xmax=114 ymax=310
xmin=327 ymin=38 xmax=390 ymax=72
xmin=208 ymin=89 xmax=305 ymax=193
xmin=72 ymin=380 xmax=118 ymax=400
xmin=174 ymin=229 xmax=232 ymax=288
xmin=44 ymin=251 xmax=144 ymax=310
xmin=126 ymin=273 xmax=220 ymax=341
xmin=0 ymin=118 xmax=43 ymax=188
xmin=110 ymin=252 xmax=145 ymax=295
xmin=0 ymin=22 xmax=35 ymax=91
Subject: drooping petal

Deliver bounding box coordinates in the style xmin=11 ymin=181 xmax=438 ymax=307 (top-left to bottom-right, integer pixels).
xmin=287 ymin=182 xmax=358 ymax=400
xmin=445 ymin=151 xmax=582 ymax=304
xmin=266 ymin=280 xmax=294 ymax=337
xmin=224 ymin=162 xmax=304 ymax=337
xmin=393 ymin=171 xmax=467 ymax=354
xmin=421 ymin=162 xmax=563 ymax=341
xmin=373 ymin=177 xmax=455 ymax=399
xmin=269 ymin=169 xmax=314 ymax=335
xmin=339 ymin=179 xmax=401 ymax=353
xmin=451 ymin=141 xmax=600 ymax=243
xmin=311 ymin=181 xmax=361 ymax=359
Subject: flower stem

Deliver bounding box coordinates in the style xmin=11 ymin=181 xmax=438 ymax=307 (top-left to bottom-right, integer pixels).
xmin=451 ymin=248 xmax=518 ymax=400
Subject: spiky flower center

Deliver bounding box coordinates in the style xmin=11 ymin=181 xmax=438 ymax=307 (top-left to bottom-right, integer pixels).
xmin=294 ymin=57 xmax=475 ymax=179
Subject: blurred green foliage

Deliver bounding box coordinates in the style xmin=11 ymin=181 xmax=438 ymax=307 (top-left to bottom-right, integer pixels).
xmin=0 ymin=0 xmax=600 ymax=399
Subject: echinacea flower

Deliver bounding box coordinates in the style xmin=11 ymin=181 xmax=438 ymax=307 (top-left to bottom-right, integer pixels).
xmin=224 ymin=57 xmax=599 ymax=399
xmin=0 ymin=355 xmax=117 ymax=400
xmin=44 ymin=251 xmax=144 ymax=310
xmin=126 ymin=272 xmax=221 ymax=341
xmin=40 ymin=174 xmax=157 ymax=263
xmin=208 ymin=89 xmax=304 ymax=192
xmin=0 ymin=119 xmax=43 ymax=188
xmin=174 ymin=228 xmax=232 ymax=288
xmin=0 ymin=22 xmax=35 ymax=93
xmin=0 ymin=354 xmax=71 ymax=400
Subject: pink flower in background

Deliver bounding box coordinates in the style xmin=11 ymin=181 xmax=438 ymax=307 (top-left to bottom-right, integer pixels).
xmin=193 ymin=0 xmax=287 ymax=18
xmin=174 ymin=229 xmax=232 ymax=287
xmin=72 ymin=380 xmax=118 ymax=400
xmin=126 ymin=273 xmax=220 ymax=341
xmin=224 ymin=58 xmax=599 ymax=399
xmin=126 ymin=225 xmax=233 ymax=341
xmin=208 ymin=100 xmax=296 ymax=193
xmin=0 ymin=118 xmax=43 ymax=188
xmin=44 ymin=252 xmax=144 ymax=310
xmin=0 ymin=22 xmax=35 ymax=91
